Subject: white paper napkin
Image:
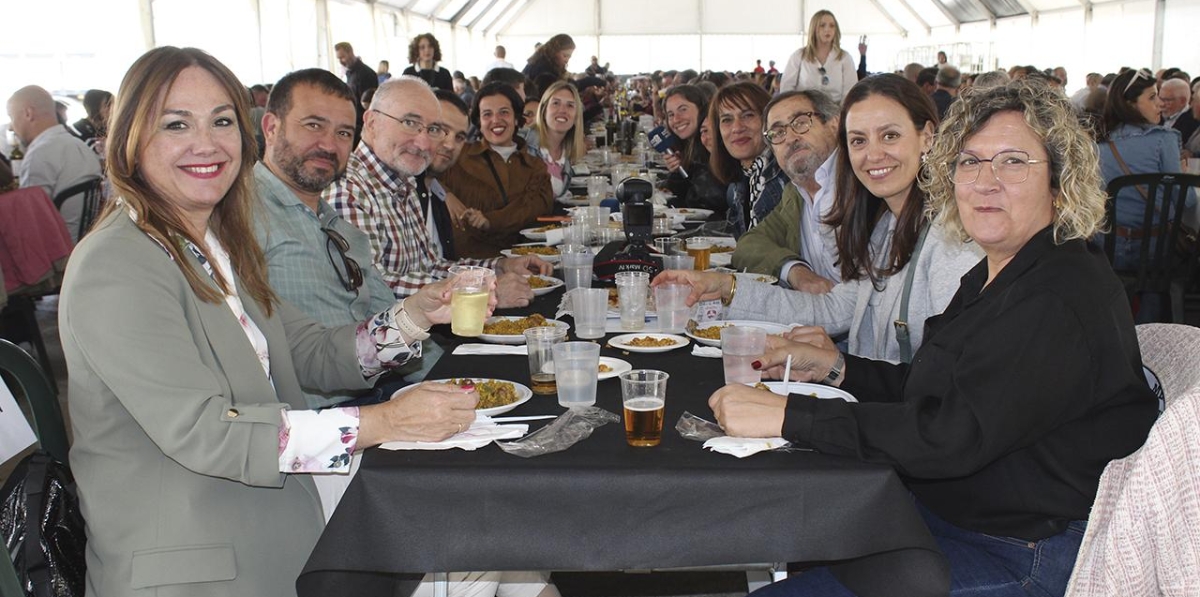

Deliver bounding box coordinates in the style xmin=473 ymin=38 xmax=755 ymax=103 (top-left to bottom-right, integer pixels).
xmin=544 ymin=228 xmax=565 ymax=246
xmin=452 ymin=344 xmax=528 ymax=356
xmin=691 ymin=345 xmax=722 ymax=358
xmin=378 ymin=419 xmax=529 ymax=451
xmin=574 ymin=164 xmax=591 ymax=175
xmin=703 ymin=436 xmax=789 ymax=458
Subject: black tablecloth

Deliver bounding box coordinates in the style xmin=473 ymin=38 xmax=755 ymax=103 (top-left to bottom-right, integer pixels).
xmin=299 ymin=292 xmax=949 ymax=597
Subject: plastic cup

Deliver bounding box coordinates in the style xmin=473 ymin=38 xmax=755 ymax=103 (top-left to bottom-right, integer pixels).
xmin=620 ymin=370 xmax=669 ymax=447
xmin=525 ymin=326 xmax=567 ymax=395
xmin=654 ymin=237 xmax=683 ymax=255
xmin=654 ymin=283 xmax=690 ymax=333
xmin=661 ymin=254 xmax=695 ymax=271
xmin=584 ymin=206 xmax=612 ymax=228
xmin=614 ymin=271 xmax=650 ymax=331
xmin=552 ymin=341 xmax=602 ymax=408
xmin=447 ymin=265 xmax=494 ymax=337
xmin=571 ymin=288 xmax=609 ymax=339
xmin=563 ymin=221 xmax=592 ymax=246
xmin=721 ymin=326 xmax=767 ymax=385
xmin=687 ymin=238 xmax=712 ymax=271
xmin=587 ymin=176 xmax=608 ymax=205
xmin=560 ymin=245 xmax=595 ymax=292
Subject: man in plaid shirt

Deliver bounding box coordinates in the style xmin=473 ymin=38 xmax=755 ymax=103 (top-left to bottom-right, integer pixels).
xmin=326 ymin=76 xmax=550 ymax=308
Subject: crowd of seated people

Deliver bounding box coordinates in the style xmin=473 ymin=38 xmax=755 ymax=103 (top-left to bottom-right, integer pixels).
xmin=9 ymin=25 xmax=1200 ymax=597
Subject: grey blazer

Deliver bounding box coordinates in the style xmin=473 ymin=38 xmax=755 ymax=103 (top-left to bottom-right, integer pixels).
xmin=60 ymin=212 xmax=371 ymax=597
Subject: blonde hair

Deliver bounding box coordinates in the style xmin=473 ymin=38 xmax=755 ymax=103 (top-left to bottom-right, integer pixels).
xmin=534 ymin=81 xmax=586 ymax=162
xmin=103 ymin=46 xmax=276 ymax=315
xmin=801 ymin=10 xmax=845 ymax=64
xmin=922 ymin=80 xmax=1107 ymax=245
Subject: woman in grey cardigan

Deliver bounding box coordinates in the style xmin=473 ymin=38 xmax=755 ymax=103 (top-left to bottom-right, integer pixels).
xmin=656 ymin=75 xmax=980 ymax=363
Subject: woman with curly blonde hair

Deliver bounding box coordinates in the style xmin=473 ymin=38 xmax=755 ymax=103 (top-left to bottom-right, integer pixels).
xmin=706 ymin=80 xmax=1156 ymax=597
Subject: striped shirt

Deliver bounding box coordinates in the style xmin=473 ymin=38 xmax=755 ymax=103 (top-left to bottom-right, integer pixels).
xmin=325 ymin=143 xmax=497 ymax=298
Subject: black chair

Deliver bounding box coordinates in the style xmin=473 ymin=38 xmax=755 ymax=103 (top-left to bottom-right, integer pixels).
xmin=0 ymin=339 xmax=69 ymax=465
xmin=1103 ymin=173 xmax=1200 ymax=323
xmin=52 ymin=177 xmax=106 ymax=241
xmin=0 ymin=295 xmax=57 ymax=393
xmin=0 ymin=339 xmax=71 ymax=597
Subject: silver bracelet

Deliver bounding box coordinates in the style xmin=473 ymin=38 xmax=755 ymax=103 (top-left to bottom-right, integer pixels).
xmin=822 ymin=352 xmax=845 ymax=385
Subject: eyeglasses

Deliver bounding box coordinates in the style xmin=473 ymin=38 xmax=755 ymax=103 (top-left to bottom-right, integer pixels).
xmin=1124 ymin=68 xmax=1154 ymax=96
xmin=370 ymin=109 xmax=447 ymax=140
xmin=763 ymin=112 xmax=816 ymax=145
xmin=951 ymin=150 xmax=1049 ymax=185
xmin=818 ymin=67 xmax=829 ymax=86
xmin=322 ymin=226 xmax=364 ymax=292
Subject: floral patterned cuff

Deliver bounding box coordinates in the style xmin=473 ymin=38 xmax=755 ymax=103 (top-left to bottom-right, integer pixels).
xmin=279 ymin=407 xmax=360 ymax=473
xmin=356 ymin=305 xmax=423 ymax=377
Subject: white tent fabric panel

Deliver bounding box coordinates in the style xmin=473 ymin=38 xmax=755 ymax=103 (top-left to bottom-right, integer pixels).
xmin=701 ymin=0 xmax=804 ymax=34
xmin=1161 ymin=0 xmax=1200 ymax=72
xmin=600 ymin=0 xmax=699 ymax=34
xmin=502 ymin=0 xmax=597 ymax=34
xmin=153 ymin=0 xmax=264 ymax=81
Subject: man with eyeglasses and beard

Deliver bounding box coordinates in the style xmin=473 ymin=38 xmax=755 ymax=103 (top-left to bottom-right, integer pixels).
xmin=327 ymin=76 xmax=550 ymax=308
xmin=253 ymin=68 xmax=458 ymax=408
xmin=732 ymin=90 xmax=842 ymax=294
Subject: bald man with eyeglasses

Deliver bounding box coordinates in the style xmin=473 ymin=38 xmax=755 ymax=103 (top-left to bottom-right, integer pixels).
xmin=326 ymin=76 xmax=551 ymax=309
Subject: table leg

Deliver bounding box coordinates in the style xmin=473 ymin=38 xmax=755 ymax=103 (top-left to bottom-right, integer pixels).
xmin=432 ymin=572 xmax=448 ymax=597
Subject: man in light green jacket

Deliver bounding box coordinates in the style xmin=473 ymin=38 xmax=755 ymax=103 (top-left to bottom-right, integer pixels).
xmin=732 ymin=90 xmax=841 ymax=293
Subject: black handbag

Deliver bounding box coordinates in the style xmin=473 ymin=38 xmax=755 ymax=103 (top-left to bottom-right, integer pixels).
xmin=1 ymin=451 xmax=87 ymax=597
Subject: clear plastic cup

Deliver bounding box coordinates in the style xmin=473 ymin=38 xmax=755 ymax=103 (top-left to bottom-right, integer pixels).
xmin=447 ymin=265 xmax=494 ymax=337
xmin=524 ymin=326 xmax=567 ymax=395
xmin=721 ymin=326 xmax=767 ymax=385
xmin=654 ymin=238 xmax=683 ymax=255
xmin=620 ymin=369 xmax=669 ymax=447
xmin=571 ymin=288 xmax=609 ymax=339
xmin=552 ymin=341 xmax=602 ymax=408
xmin=587 ymin=176 xmax=608 ymax=206
xmin=560 ymin=245 xmax=595 ymax=292
xmin=686 ymin=238 xmax=712 ymax=271
xmin=661 ymin=254 xmax=695 ymax=271
xmin=614 ymin=271 xmax=650 ymax=331
xmin=653 ymin=283 xmax=690 ymax=333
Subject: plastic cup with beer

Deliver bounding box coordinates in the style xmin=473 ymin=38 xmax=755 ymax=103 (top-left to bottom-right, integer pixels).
xmin=560 ymin=244 xmax=595 ymax=292
xmin=524 ymin=326 xmax=567 ymax=395
xmin=552 ymin=341 xmax=602 ymax=408
xmin=686 ymin=238 xmax=712 ymax=270
xmin=721 ymin=326 xmax=767 ymax=385
xmin=653 ymin=283 xmax=690 ymax=334
xmin=619 ymin=369 xmax=670 ymax=447
xmin=614 ymin=271 xmax=650 ymax=331
xmin=571 ymin=288 xmax=609 ymax=339
xmin=447 ymin=265 xmax=494 ymax=337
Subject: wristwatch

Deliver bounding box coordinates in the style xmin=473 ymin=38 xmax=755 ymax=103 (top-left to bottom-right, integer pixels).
xmin=822 ymin=352 xmax=845 ymax=385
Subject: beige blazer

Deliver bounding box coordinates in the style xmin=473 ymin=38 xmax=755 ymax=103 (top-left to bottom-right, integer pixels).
xmin=60 ymin=212 xmax=371 ymax=597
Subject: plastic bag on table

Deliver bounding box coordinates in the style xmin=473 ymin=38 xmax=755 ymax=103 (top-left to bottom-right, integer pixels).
xmin=497 ymin=406 xmax=620 ymax=458
xmin=675 ymin=411 xmax=724 ymax=442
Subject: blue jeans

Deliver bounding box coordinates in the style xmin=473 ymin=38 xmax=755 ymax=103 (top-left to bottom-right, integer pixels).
xmin=749 ymin=501 xmax=1086 ymax=597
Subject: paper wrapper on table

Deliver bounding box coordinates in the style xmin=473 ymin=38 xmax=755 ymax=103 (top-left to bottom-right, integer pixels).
xmin=703 ymin=436 xmax=790 ymax=458
xmin=379 ymin=419 xmax=529 ymax=451
xmin=452 ymin=344 xmax=528 ymax=356
xmin=691 ymin=345 xmax=722 ymax=359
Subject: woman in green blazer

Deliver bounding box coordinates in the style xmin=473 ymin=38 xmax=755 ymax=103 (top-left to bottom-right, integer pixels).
xmin=59 ymin=47 xmax=487 ymax=597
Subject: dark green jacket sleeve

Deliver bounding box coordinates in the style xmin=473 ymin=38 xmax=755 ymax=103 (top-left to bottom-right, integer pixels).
xmin=731 ymin=182 xmax=802 ymax=276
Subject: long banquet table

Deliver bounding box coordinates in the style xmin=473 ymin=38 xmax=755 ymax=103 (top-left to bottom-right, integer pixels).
xmin=298 ymin=290 xmax=950 ymax=597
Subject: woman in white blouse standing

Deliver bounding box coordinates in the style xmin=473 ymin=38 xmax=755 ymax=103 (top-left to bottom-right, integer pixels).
xmin=779 ymin=10 xmax=857 ymax=101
